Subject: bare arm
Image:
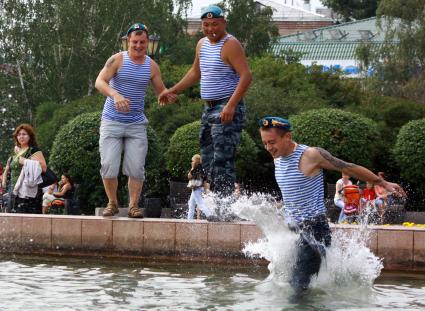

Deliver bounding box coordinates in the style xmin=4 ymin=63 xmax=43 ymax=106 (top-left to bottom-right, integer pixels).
xmin=158 ymin=39 xmax=203 ymax=105
xmin=95 ymin=53 xmax=130 ymax=113
xmin=53 ymin=183 xmax=71 ymax=197
xmin=312 ymin=147 xmax=406 ymax=197
xmin=150 ymin=60 xmax=166 ymax=96
xmin=222 ymin=38 xmax=252 ymax=108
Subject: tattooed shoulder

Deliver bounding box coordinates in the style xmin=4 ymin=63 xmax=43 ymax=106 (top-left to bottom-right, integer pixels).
xmin=106 ymin=56 xmax=116 ymax=68
xmin=315 ymin=147 xmax=355 ymax=169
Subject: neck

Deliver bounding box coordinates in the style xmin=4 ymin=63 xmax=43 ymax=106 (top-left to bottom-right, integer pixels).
xmin=128 ymin=51 xmax=146 ymax=63
xmin=282 ymin=141 xmax=297 ymax=157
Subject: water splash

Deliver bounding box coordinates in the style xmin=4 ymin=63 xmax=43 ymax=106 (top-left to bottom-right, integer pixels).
xmin=230 ymin=193 xmax=383 ymax=290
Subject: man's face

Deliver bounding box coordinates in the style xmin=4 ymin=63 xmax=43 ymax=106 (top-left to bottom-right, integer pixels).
xmin=201 ymin=18 xmax=226 ymax=42
xmin=127 ymin=31 xmax=148 ymax=57
xmin=260 ymin=128 xmax=291 ymax=158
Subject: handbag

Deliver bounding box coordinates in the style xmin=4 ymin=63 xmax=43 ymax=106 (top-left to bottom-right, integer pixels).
xmin=39 ymin=168 xmax=59 ymax=188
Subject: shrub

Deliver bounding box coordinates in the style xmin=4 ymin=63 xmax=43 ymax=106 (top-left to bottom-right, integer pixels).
xmin=290 ymin=108 xmax=380 ymax=181
xmin=165 ymin=120 xmax=259 ymax=183
xmin=145 ymin=95 xmax=203 ymax=144
xmin=35 ymin=94 xmax=104 ymax=156
xmin=49 ymin=112 xmax=166 ymax=214
xmin=393 ymin=119 xmax=425 ymax=187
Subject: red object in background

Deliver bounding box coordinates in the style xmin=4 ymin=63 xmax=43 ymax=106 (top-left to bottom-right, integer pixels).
xmin=343 ymin=185 xmax=361 ymax=215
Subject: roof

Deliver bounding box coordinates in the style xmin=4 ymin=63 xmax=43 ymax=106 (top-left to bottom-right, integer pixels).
xmin=272 ymin=17 xmax=398 ymax=61
xmin=277 ymin=17 xmax=385 ymax=43
xmin=257 ymin=0 xmax=332 ymax=22
xmin=271 ymin=41 xmax=384 ymax=60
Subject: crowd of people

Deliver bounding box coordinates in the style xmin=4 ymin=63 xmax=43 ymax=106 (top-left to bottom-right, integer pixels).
xmin=0 ymin=5 xmax=408 ymax=294
xmin=334 ymin=171 xmax=399 ymax=224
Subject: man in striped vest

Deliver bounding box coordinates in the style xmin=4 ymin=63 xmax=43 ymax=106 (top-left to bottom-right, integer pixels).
xmin=159 ymin=5 xmax=252 ymax=208
xmin=95 ymin=23 xmax=174 ymax=218
xmin=259 ymin=116 xmax=406 ymax=293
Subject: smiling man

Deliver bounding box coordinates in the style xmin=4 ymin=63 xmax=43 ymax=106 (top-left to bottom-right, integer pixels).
xmin=259 ymin=115 xmax=406 ymax=293
xmin=159 ymin=5 xmax=252 ymax=208
xmin=95 ymin=23 xmax=173 ymax=218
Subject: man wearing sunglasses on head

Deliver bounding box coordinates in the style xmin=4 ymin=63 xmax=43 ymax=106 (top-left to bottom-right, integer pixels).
xmin=95 ymin=23 xmax=175 ymax=218
xmin=159 ymin=5 xmax=252 ymax=205
xmin=259 ymin=116 xmax=406 ymax=294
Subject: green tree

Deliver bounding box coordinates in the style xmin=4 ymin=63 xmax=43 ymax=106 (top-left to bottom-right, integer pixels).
xmin=223 ymin=0 xmax=279 ymax=56
xmin=0 ymin=0 xmax=192 ymax=120
xmin=358 ymin=0 xmax=425 ymax=102
xmin=0 ymin=71 xmax=28 ymax=163
xmin=322 ymin=0 xmax=379 ymax=21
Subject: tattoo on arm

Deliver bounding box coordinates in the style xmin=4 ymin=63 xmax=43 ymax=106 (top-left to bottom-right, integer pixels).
xmin=316 ymin=147 xmax=355 ymax=170
xmin=106 ymin=56 xmax=115 ymax=68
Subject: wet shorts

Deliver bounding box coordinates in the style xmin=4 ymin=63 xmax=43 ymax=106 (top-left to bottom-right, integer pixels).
xmin=99 ymin=120 xmax=148 ymax=180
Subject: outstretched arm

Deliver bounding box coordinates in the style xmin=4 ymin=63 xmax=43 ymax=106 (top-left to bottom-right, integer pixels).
xmin=158 ymin=39 xmax=203 ymax=105
xmin=313 ymin=147 xmax=406 ymax=197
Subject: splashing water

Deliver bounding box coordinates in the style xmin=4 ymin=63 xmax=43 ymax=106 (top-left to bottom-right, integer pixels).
xmin=230 ymin=193 xmax=383 ymax=291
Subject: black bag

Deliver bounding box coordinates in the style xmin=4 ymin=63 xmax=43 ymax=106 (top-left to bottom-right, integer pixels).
xmin=39 ymin=168 xmax=59 ymax=188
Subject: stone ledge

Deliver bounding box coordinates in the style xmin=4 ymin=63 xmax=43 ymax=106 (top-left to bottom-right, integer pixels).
xmin=1 ymin=214 xmax=425 ymax=271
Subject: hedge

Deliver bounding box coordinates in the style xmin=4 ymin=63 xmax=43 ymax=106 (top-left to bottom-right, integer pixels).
xmin=290 ymin=108 xmax=380 ymax=181
xmin=35 ymin=94 xmax=104 ymax=156
xmin=165 ymin=120 xmax=258 ymax=182
xmin=49 ymin=111 xmax=166 ymax=214
xmin=393 ymin=118 xmax=425 ymax=187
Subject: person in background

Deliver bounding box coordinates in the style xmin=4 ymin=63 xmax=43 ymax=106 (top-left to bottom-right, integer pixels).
xmin=42 ymin=174 xmax=74 ymax=214
xmin=187 ymin=154 xmax=213 ymax=220
xmin=7 ymin=124 xmax=47 ymax=213
xmin=334 ymin=172 xmax=352 ymax=223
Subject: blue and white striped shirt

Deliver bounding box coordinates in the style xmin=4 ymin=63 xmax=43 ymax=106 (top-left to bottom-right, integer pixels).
xmin=199 ymin=34 xmax=240 ymax=100
xmin=102 ymin=52 xmax=151 ymax=123
xmin=275 ymin=144 xmax=326 ymax=224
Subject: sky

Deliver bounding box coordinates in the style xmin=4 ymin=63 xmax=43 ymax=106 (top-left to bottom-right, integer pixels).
xmin=188 ymin=0 xmax=326 ymax=17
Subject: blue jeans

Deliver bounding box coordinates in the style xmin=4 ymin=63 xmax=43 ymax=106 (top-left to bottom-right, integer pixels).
xmin=288 ymin=215 xmax=331 ymax=292
xmin=200 ymin=100 xmax=246 ymax=197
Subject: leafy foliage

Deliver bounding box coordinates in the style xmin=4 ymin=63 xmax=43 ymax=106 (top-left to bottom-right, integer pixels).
xmin=223 ymin=0 xmax=279 ymax=56
xmin=0 ymin=71 xmax=28 ymax=163
xmin=165 ymin=120 xmax=258 ymax=183
xmin=35 ymin=94 xmax=104 ymax=157
xmin=290 ymin=108 xmax=380 ymax=181
xmin=393 ymin=119 xmax=425 ymax=187
xmin=0 ymin=0 xmax=192 ymax=110
xmin=49 ymin=111 xmax=165 ymax=214
xmin=322 ymin=0 xmax=379 ymax=21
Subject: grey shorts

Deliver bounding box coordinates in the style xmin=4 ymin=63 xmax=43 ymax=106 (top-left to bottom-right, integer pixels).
xmin=99 ymin=120 xmax=148 ymax=180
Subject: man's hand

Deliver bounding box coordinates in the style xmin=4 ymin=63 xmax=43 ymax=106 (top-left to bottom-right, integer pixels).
xmin=220 ymin=104 xmax=235 ymax=123
xmin=158 ymin=89 xmax=177 ymax=106
xmin=113 ymin=93 xmax=130 ymax=113
xmin=382 ymin=181 xmax=407 ymax=198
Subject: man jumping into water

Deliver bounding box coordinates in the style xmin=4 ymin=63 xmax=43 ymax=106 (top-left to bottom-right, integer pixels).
xmin=259 ymin=116 xmax=406 ymax=293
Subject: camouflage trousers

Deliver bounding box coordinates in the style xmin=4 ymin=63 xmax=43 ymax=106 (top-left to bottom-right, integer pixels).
xmin=200 ymin=99 xmax=246 ymax=197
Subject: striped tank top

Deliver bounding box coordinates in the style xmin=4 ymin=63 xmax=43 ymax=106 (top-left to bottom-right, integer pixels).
xmin=199 ymin=34 xmax=240 ymax=100
xmin=102 ymin=52 xmax=151 ymax=123
xmin=275 ymin=144 xmax=326 ymax=224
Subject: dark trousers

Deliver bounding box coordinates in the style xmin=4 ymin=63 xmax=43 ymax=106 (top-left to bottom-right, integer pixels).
xmin=200 ymin=99 xmax=246 ymax=197
xmin=288 ymin=215 xmax=331 ymax=292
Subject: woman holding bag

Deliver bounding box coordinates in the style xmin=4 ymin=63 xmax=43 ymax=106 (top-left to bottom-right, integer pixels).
xmin=6 ymin=124 xmax=47 ymax=213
